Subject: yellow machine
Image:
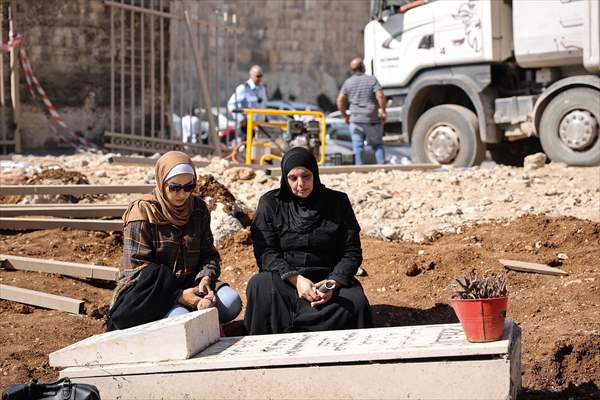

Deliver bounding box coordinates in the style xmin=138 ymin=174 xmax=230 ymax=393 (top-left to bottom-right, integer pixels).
xmin=241 ymin=108 xmax=327 ymax=166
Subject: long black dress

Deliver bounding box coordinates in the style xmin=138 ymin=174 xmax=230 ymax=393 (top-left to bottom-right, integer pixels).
xmin=244 ymin=185 xmax=373 ymax=335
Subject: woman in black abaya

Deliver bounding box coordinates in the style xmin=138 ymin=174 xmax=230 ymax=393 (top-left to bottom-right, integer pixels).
xmin=244 ymin=147 xmax=373 ymax=334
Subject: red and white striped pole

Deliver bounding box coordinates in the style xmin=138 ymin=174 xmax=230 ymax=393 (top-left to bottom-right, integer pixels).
xmin=3 ymin=33 xmax=99 ymax=151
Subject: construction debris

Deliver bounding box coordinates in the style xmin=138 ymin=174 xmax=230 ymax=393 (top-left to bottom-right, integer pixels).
xmin=0 ymin=284 xmax=84 ymax=314
xmin=1 ymin=254 xmax=118 ymax=281
xmin=0 ymin=217 xmax=123 ymax=231
xmin=499 ymin=259 xmax=568 ymax=276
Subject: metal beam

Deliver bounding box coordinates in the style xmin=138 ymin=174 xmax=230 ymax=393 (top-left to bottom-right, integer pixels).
xmin=1 ymin=184 xmax=153 ymax=196
xmin=0 ymin=217 xmax=123 ymax=231
xmin=267 ymin=163 xmax=439 ymax=176
xmin=0 ymin=204 xmax=127 ymax=218
xmin=0 ymin=284 xmax=84 ymax=314
xmin=1 ymin=254 xmax=118 ymax=281
xmin=107 ymin=155 xmax=209 ymax=168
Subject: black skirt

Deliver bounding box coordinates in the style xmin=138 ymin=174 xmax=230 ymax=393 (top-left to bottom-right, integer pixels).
xmin=244 ymin=271 xmax=373 ymax=335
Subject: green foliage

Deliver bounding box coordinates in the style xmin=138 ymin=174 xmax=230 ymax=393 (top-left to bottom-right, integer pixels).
xmin=451 ymin=271 xmax=508 ymax=299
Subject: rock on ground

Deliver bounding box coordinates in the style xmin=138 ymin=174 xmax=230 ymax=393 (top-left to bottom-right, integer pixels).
xmin=3 ymin=154 xmax=600 ymax=243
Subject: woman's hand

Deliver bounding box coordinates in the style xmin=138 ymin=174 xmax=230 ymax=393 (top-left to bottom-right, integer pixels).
xmin=287 ymin=274 xmax=320 ymax=303
xmin=178 ymin=287 xmax=201 ymax=309
xmin=310 ymin=279 xmax=337 ymax=308
xmin=198 ymin=276 xmax=215 ymax=302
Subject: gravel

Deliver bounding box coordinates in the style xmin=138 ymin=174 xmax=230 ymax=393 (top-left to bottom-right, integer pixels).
xmin=4 ymin=153 xmax=600 ymax=243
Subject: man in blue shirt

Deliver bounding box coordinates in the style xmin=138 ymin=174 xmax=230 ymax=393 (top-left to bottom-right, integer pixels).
xmin=227 ymin=65 xmax=268 ymax=142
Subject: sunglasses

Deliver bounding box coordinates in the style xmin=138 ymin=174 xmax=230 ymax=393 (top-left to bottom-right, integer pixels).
xmin=167 ymin=181 xmax=196 ymax=193
xmin=255 ymin=74 xmax=263 ymax=78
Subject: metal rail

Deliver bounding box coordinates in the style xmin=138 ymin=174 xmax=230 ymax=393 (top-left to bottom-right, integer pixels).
xmin=0 ymin=204 xmax=127 ymax=218
xmin=266 ymin=163 xmax=440 ymax=176
xmin=0 ymin=284 xmax=84 ymax=314
xmin=1 ymin=184 xmax=153 ymax=196
xmin=107 ymin=155 xmax=209 ymax=167
xmin=0 ymin=217 xmax=123 ymax=231
xmin=104 ymin=0 xmax=240 ymax=155
xmin=1 ymin=254 xmax=118 ymax=281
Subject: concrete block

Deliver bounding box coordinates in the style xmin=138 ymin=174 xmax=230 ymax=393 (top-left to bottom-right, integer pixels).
xmin=72 ymin=358 xmax=516 ymax=400
xmin=61 ymin=321 xmax=521 ymax=399
xmin=50 ymin=308 xmax=219 ymax=367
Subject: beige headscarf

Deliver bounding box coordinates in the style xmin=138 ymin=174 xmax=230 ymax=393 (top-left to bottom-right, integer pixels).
xmin=122 ymin=151 xmax=196 ymax=227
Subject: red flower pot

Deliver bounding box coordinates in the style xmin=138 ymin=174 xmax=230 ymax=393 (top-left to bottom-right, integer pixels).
xmin=450 ymin=296 xmax=508 ymax=342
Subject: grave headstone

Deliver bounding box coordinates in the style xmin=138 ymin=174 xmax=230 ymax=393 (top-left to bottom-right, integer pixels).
xmin=50 ymin=308 xmax=219 ymax=367
xmin=58 ymin=321 xmax=521 ymax=399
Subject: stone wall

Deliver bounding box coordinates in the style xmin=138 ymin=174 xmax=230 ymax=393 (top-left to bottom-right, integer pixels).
xmin=177 ymin=0 xmax=369 ymax=109
xmin=14 ymin=0 xmax=368 ymax=150
xmin=17 ymin=0 xmax=111 ymax=148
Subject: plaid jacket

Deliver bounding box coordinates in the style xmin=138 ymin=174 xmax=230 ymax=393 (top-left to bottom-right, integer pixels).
xmin=120 ymin=196 xmax=220 ymax=289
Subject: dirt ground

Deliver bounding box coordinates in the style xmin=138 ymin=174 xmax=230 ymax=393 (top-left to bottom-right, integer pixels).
xmin=1 ymin=214 xmax=598 ymax=399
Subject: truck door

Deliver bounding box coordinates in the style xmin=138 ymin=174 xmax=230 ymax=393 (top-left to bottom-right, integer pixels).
xmin=433 ymin=0 xmax=486 ymax=65
xmin=365 ymin=2 xmax=435 ymax=88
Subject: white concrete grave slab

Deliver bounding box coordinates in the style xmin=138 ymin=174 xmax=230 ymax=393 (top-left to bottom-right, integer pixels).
xmin=49 ymin=308 xmax=219 ymax=367
xmin=60 ymin=320 xmax=522 ymax=400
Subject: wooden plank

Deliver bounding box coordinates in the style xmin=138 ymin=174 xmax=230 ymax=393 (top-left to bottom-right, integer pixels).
xmin=0 ymin=184 xmax=153 ymax=196
xmin=0 ymin=204 xmax=127 ymax=218
xmin=0 ymin=254 xmax=118 ymax=281
xmin=105 ymin=132 xmax=214 ymax=149
xmin=267 ymin=163 xmax=438 ymax=176
xmin=0 ymin=284 xmax=84 ymax=314
xmin=107 ymin=155 xmax=209 ymax=168
xmin=499 ymin=259 xmax=568 ymax=276
xmin=105 ymin=142 xmax=212 ymax=156
xmin=0 ymin=217 xmax=123 ymax=231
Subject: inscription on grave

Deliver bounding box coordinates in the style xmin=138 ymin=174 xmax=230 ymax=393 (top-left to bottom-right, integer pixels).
xmin=199 ymin=324 xmax=481 ymax=361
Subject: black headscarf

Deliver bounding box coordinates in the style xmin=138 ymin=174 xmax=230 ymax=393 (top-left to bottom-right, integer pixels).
xmin=279 ymin=147 xmax=324 ymax=233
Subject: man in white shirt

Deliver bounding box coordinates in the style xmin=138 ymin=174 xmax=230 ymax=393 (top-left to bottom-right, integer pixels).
xmin=227 ymin=65 xmax=268 ymax=142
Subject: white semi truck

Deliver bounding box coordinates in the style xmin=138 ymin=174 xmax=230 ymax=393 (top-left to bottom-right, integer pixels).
xmin=365 ymin=0 xmax=600 ymax=166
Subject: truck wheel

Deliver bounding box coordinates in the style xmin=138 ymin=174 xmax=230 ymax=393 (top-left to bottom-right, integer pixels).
xmin=539 ymin=88 xmax=600 ymax=166
xmin=411 ymin=105 xmax=485 ymax=166
xmin=488 ymin=137 xmax=544 ymax=167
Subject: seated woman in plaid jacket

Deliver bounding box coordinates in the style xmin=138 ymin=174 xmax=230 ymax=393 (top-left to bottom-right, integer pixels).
xmin=107 ymin=151 xmax=241 ymax=330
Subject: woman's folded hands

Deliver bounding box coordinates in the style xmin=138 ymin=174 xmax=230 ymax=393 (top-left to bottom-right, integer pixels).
xmin=287 ymin=275 xmax=337 ymax=308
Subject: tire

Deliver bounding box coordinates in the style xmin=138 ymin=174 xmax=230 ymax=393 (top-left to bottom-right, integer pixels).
xmin=489 ymin=137 xmax=544 ymax=167
xmin=539 ymin=87 xmax=600 ymax=166
xmin=411 ymin=105 xmax=486 ymax=167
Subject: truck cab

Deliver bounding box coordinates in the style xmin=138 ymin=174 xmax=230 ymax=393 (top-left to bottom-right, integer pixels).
xmin=365 ymin=0 xmax=600 ymax=166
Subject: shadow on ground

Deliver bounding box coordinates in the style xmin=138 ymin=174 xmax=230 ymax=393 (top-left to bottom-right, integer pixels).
xmin=519 ymin=381 xmax=600 ymax=400
xmin=371 ymin=303 xmax=458 ymax=327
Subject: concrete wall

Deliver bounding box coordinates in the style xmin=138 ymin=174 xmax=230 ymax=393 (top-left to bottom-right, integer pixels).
xmin=17 ymin=0 xmax=111 ymax=148
xmin=15 ymin=0 xmax=368 ymax=150
xmin=177 ymin=0 xmax=369 ymax=109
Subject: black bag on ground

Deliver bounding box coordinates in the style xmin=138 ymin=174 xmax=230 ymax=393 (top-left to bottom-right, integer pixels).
xmin=2 ymin=377 xmax=100 ymax=400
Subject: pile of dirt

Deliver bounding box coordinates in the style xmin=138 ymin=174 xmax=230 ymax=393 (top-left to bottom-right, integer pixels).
xmin=195 ymin=174 xmax=253 ymax=226
xmin=26 ymin=168 xmax=90 ymax=186
xmin=1 ymin=214 xmax=598 ymax=398
xmin=0 ymin=167 xmax=102 ymax=204
xmin=0 ymin=174 xmax=27 ymax=204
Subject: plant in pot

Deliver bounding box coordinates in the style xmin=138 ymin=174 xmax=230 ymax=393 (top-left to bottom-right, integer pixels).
xmin=449 ymin=271 xmax=509 ymax=343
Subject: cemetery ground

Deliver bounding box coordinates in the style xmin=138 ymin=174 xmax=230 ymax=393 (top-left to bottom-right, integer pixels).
xmin=0 ymin=216 xmax=598 ymax=398
xmin=0 ymin=155 xmax=599 ymax=398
